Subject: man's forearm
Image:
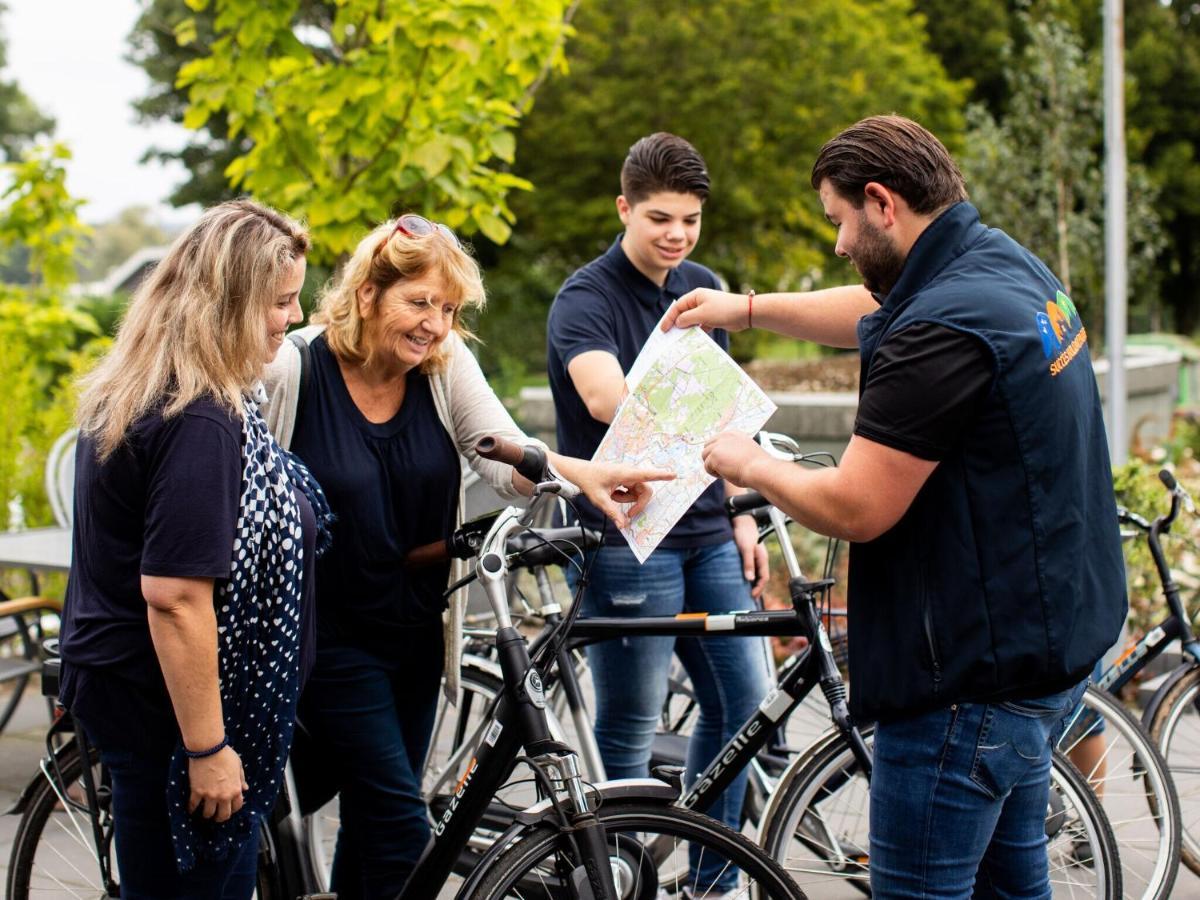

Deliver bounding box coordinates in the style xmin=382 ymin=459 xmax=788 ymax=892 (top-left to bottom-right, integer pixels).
xmin=753 ymin=285 xmax=877 ymax=348
xmin=740 ymin=456 xmax=868 ymax=542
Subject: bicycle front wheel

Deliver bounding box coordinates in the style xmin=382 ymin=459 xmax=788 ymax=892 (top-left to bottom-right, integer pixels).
xmin=1145 ymin=662 xmax=1200 ymax=877
xmin=6 ymin=743 xmax=117 ymax=900
xmin=760 ymin=727 xmax=1122 ymax=899
xmin=467 ymin=801 xmax=805 ymax=899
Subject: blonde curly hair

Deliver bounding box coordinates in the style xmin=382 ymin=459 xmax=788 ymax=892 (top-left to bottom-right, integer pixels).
xmin=313 ymin=219 xmax=486 ymax=373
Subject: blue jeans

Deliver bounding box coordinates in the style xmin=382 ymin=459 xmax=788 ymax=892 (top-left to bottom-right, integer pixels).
xmin=869 ymin=680 xmax=1088 ymax=899
xmin=90 ymin=742 xmax=259 ymax=899
xmin=570 ymin=540 xmax=772 ymax=888
xmin=297 ymin=624 xmax=443 ymax=899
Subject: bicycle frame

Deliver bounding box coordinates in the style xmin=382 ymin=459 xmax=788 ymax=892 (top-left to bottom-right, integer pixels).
xmin=1098 ymin=473 xmax=1200 ymax=698
xmin=401 ymin=489 xmax=639 ymax=900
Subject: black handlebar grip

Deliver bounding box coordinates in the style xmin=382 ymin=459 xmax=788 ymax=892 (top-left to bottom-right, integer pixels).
xmin=1160 ymin=469 xmax=1178 ymax=491
xmin=475 ymin=435 xmax=547 ymax=484
xmin=725 ymin=490 xmax=769 ymax=517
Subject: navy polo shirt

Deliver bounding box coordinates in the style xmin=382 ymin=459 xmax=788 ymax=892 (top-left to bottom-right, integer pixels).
xmin=547 ymin=236 xmax=732 ymax=547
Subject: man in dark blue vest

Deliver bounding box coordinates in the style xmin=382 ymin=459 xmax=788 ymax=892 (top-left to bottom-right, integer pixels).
xmin=662 ymin=115 xmax=1126 ymax=897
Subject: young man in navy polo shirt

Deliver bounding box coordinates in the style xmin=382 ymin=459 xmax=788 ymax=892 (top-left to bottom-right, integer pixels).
xmin=546 ymin=132 xmax=771 ymax=893
xmin=662 ymin=116 xmax=1126 ymax=897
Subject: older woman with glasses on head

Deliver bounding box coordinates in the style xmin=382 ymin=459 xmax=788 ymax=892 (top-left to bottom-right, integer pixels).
xmin=261 ymin=214 xmax=670 ymax=898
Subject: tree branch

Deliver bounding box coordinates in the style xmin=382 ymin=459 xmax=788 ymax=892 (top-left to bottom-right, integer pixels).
xmin=517 ymin=0 xmax=581 ymax=116
xmin=342 ymin=44 xmax=432 ymax=189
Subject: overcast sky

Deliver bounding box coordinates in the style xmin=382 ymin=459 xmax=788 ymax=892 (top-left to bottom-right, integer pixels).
xmin=7 ymin=0 xmax=200 ymax=226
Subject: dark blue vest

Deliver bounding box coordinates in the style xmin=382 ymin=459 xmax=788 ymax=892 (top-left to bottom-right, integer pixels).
xmin=849 ymin=202 xmax=1127 ymax=722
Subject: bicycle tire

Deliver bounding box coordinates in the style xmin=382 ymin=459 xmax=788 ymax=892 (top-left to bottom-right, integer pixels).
xmin=1145 ymin=662 xmax=1200 ymax=877
xmin=466 ymin=801 xmax=806 ymax=900
xmin=1057 ymin=685 xmax=1180 ymax=900
xmin=760 ymin=727 xmax=1122 ymax=899
xmin=6 ymin=742 xmax=117 ymax=900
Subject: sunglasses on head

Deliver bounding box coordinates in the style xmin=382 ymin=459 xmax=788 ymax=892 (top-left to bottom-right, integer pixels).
xmin=374 ymin=214 xmax=461 ymax=259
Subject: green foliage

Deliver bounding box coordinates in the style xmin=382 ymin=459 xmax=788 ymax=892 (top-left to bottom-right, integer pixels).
xmin=474 ymin=0 xmax=968 ymax=378
xmin=0 ymin=138 xmax=103 ymax=534
xmin=959 ymin=11 xmax=1166 ymax=336
xmin=174 ymin=0 xmax=573 ymax=260
xmin=1123 ymin=0 xmax=1200 ymax=334
xmin=1112 ymin=456 xmax=1200 ymax=636
xmin=0 ymin=1 xmax=55 ymax=162
xmin=0 ymin=144 xmax=89 ymax=290
xmin=0 ymin=291 xmax=104 ymax=529
xmin=910 ymin=0 xmax=1015 ymax=113
xmin=913 ymin=0 xmax=1200 ymax=338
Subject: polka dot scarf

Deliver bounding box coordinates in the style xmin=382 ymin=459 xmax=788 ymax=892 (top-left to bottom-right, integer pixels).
xmin=167 ymin=393 xmax=332 ymax=872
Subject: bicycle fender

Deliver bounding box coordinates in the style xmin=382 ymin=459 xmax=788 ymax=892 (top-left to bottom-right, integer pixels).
xmin=1140 ymin=661 xmax=1200 ymax=730
xmin=450 ymin=780 xmax=680 ymax=900
xmin=1 ymin=734 xmax=80 ymax=816
xmin=514 ymin=778 xmax=679 ymax=826
xmin=756 ymin=723 xmax=866 ymax=835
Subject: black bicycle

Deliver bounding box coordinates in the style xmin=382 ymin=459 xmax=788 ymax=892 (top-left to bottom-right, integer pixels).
xmin=428 ymin=431 xmax=1124 ymax=899
xmin=1082 ymin=469 xmax=1200 ymax=881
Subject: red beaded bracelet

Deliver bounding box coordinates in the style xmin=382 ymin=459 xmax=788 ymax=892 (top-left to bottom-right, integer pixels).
xmin=747 ymin=289 xmax=755 ymax=329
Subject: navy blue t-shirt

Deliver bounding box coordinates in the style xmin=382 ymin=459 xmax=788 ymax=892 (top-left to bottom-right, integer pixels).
xmin=291 ymin=335 xmax=460 ymax=652
xmin=59 ymin=398 xmax=318 ymax=752
xmin=547 ymin=237 xmax=732 ymax=547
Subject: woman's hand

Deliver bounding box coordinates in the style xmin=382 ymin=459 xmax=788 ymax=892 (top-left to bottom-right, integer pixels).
xmin=550 ymin=454 xmax=675 ymax=529
xmin=187 ymin=745 xmax=248 ymax=823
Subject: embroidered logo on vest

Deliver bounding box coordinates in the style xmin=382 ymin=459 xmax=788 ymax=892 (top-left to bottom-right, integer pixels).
xmin=1035 ymin=290 xmax=1087 ymax=376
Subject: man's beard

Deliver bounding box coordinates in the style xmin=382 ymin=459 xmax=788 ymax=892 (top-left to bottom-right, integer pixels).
xmin=849 ymin=214 xmax=907 ymax=296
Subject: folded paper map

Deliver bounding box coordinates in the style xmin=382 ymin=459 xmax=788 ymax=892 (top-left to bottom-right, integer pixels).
xmin=593 ymin=319 xmax=776 ymax=562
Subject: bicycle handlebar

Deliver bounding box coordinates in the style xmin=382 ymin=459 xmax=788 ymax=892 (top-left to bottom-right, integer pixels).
xmin=725 ymin=490 xmax=769 ymax=516
xmin=405 ymin=525 xmax=603 ymax=569
xmin=476 ymin=435 xmax=548 ymax=484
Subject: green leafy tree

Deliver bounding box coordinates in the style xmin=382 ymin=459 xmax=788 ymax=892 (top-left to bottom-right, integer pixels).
xmin=910 ymin=0 xmax=1200 ymax=337
xmin=910 ymin=0 xmax=1016 ymax=113
xmin=474 ymin=0 xmax=968 ymax=374
xmin=0 ymin=144 xmax=89 ymax=290
xmin=174 ymin=0 xmax=574 ymax=259
xmin=1123 ymin=0 xmax=1200 ymax=334
xmin=0 ymin=1 xmax=55 ymax=162
xmin=0 ymin=144 xmax=101 ymax=533
xmin=960 ymin=12 xmax=1166 ymax=335
xmin=128 ymin=0 xmax=307 ymax=208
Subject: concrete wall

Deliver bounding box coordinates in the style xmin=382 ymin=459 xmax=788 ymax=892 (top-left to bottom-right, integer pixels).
xmin=517 ymin=349 xmax=1182 ymax=461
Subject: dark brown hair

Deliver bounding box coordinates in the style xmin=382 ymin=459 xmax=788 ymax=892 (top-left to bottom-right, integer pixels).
xmin=811 ymin=115 xmax=967 ymax=214
xmin=620 ymin=133 xmax=710 ymax=205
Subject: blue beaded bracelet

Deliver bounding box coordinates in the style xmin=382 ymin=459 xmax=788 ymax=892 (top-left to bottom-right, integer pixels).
xmin=183 ymin=736 xmax=229 ymax=759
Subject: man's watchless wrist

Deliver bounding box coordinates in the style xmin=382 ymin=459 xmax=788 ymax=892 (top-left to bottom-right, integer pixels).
xmin=737 ymin=453 xmax=771 ymax=493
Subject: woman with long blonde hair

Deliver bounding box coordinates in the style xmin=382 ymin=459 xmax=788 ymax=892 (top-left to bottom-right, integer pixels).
xmin=262 ymin=214 xmax=671 ymax=897
xmin=61 ymin=198 xmax=331 ymax=898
